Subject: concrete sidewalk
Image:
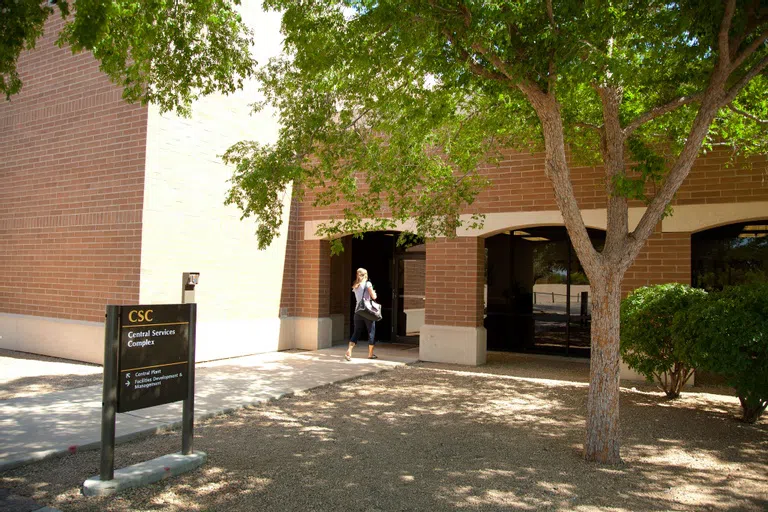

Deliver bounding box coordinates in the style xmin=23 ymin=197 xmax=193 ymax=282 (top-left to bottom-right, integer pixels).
xmin=0 ymin=345 xmax=419 ymax=472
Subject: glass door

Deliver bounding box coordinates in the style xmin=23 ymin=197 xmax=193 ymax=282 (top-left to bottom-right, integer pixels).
xmin=392 ymin=247 xmax=426 ymax=344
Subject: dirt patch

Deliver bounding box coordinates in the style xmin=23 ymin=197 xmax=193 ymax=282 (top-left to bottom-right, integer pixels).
xmin=2 ymin=363 xmax=765 ymax=511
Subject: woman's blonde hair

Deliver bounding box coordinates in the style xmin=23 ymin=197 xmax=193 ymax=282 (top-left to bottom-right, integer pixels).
xmin=352 ymin=268 xmax=368 ymax=290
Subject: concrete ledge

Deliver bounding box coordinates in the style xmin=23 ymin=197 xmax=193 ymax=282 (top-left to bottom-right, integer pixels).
xmin=420 ymin=324 xmax=487 ymax=366
xmin=83 ymin=451 xmax=207 ymax=497
xmin=293 ymin=317 xmax=333 ymax=350
xmin=0 ymin=313 xmax=103 ymax=364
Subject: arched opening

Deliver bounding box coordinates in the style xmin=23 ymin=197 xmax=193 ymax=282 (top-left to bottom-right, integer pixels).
xmin=484 ymin=226 xmax=606 ymax=357
xmin=332 ymin=232 xmax=425 ymax=345
xmin=692 ymin=220 xmax=768 ymax=291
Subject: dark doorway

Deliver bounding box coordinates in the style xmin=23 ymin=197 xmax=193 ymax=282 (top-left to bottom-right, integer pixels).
xmin=484 ymin=227 xmax=605 ymax=357
xmin=349 ymin=232 xmax=426 ymax=343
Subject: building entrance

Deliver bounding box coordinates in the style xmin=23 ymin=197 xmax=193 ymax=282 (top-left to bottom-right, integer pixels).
xmin=484 ymin=227 xmax=605 ymax=357
xmin=348 ymin=232 xmax=425 ymax=344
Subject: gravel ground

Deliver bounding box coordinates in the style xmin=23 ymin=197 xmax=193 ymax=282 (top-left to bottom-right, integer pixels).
xmin=1 ymin=362 xmax=766 ymax=511
xmin=0 ymin=349 xmax=102 ymax=400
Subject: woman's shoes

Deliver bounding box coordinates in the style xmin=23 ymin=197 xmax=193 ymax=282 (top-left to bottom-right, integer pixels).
xmin=368 ymin=354 xmax=378 ymax=359
xmin=344 ymin=354 xmax=351 ymax=361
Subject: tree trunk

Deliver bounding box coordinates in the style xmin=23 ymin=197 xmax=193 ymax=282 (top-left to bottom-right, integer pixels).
xmin=585 ymin=273 xmax=623 ymax=463
xmin=739 ymin=395 xmax=768 ymax=424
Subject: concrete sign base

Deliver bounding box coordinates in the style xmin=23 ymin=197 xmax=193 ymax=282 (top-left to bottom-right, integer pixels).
xmin=83 ymin=451 xmax=207 ymax=497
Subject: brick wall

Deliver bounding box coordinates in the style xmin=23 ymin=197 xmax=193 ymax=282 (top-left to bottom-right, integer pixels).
xmin=298 ymin=149 xmax=767 ymax=225
xmin=279 ymin=197 xmax=302 ymax=317
xmin=622 ymin=231 xmax=692 ymax=295
xmin=676 ymin=150 xmax=768 ymax=205
xmin=0 ymin=16 xmax=147 ymax=322
xmin=425 ymin=237 xmax=484 ymax=327
xmin=329 ymin=236 xmax=352 ymax=316
xmin=295 ymin=240 xmax=331 ymax=317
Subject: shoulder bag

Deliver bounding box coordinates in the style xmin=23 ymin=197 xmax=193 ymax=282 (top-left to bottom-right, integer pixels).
xmin=355 ymin=281 xmax=383 ymax=321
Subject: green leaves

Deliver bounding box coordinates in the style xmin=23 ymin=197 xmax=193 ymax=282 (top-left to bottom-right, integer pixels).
xmin=677 ymin=283 xmax=768 ymax=423
xmin=3 ymin=0 xmax=256 ymax=115
xmin=62 ymin=0 xmax=256 ymax=116
xmin=0 ymin=0 xmax=56 ymax=98
xmin=620 ymin=284 xmax=707 ymax=397
xmin=222 ymin=0 xmax=767 ymax=250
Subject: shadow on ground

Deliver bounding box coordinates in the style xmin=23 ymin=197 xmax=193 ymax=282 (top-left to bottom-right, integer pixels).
xmin=2 ymin=362 xmax=766 ymax=511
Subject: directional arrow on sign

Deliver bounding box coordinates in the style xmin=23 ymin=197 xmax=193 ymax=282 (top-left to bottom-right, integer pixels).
xmin=126 ymin=373 xmax=131 ymax=379
xmin=125 ymin=380 xmax=131 ymax=387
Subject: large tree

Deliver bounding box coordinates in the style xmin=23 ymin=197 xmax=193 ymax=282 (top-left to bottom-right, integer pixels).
xmin=224 ymin=0 xmax=768 ymax=463
xmin=2 ymin=0 xmax=256 ymax=115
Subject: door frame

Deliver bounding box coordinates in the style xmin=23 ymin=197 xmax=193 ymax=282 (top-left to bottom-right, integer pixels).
xmin=391 ymin=252 xmax=426 ymax=343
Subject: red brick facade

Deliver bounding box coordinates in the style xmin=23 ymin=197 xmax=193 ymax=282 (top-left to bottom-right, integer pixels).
xmin=294 ymin=240 xmax=332 ymax=318
xmin=425 ymin=237 xmax=485 ymax=327
xmin=291 ymin=150 xmax=766 ymax=332
xmin=2 ymin=16 xmax=765 ymax=344
xmin=279 ymin=197 xmax=302 ymax=317
xmin=0 ymin=17 xmax=147 ymax=323
xmin=298 ymin=149 xmax=768 ymax=224
xmin=623 ymin=231 xmax=692 ymax=295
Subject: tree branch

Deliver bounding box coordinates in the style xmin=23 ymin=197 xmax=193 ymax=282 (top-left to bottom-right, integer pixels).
xmin=546 ymin=0 xmax=556 ymax=28
xmin=730 ymin=1 xmax=759 ymax=57
xmin=626 ymin=93 xmax=723 ymax=265
xmin=723 ymin=53 xmax=768 ymax=105
xmin=719 ymin=0 xmax=737 ymax=69
xmin=443 ymin=30 xmax=510 ymax=82
xmin=730 ymin=28 xmax=768 ymax=72
xmin=727 ymin=103 xmax=768 ymax=124
xmin=574 ymin=122 xmax=601 ymax=131
xmin=623 ymin=95 xmax=703 ymax=136
xmin=548 ymin=55 xmax=556 ymax=95
xmin=470 ymin=42 xmax=517 ymax=81
xmin=597 ymin=86 xmax=629 ymax=260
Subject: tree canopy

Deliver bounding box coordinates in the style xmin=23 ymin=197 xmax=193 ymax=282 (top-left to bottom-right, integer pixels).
xmin=1 ymin=0 xmax=256 ymax=115
xmin=225 ymin=0 xmax=768 ymax=251
xmin=224 ymin=0 xmax=768 ymax=463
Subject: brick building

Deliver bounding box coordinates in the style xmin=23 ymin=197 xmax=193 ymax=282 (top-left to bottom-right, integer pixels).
xmin=2 ymin=9 xmax=766 ymax=371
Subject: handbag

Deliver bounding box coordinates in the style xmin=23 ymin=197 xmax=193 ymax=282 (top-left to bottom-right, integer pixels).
xmin=355 ymin=281 xmax=383 ymax=321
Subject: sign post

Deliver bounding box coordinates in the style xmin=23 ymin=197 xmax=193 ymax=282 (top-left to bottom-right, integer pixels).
xmin=99 ymin=305 xmax=120 ymax=481
xmin=91 ymin=303 xmax=201 ymax=495
xmin=182 ymin=303 xmax=196 ymax=454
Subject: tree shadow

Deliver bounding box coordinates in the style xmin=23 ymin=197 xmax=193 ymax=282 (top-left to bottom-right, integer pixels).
xmin=2 ymin=364 xmax=766 ymax=511
xmin=0 ymin=374 xmax=103 ymax=400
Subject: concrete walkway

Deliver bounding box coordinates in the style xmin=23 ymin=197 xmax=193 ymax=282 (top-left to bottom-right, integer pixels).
xmin=0 ymin=344 xmax=419 ymax=472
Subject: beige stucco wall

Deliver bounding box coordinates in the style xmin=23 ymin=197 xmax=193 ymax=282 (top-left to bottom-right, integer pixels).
xmin=0 ymin=313 xmax=104 ymax=364
xmin=139 ymin=3 xmax=289 ymax=362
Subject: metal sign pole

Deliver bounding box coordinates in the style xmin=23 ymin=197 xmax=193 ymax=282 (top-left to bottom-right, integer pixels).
xmin=182 ymin=303 xmax=197 ymax=455
xmin=99 ymin=305 xmax=120 ymax=481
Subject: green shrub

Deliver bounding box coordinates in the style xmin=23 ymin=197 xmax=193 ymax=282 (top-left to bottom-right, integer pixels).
xmin=620 ymin=284 xmax=707 ymax=398
xmin=676 ymin=283 xmax=768 ymax=423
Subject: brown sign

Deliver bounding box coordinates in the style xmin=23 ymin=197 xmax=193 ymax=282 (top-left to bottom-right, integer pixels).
xmin=117 ymin=304 xmax=192 ymax=413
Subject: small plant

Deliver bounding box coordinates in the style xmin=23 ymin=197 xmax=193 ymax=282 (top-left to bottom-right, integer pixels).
xmin=677 ymin=283 xmax=768 ymax=423
xmin=620 ymin=284 xmax=707 ymax=398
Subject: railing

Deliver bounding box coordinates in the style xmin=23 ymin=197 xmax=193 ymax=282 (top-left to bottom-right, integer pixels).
xmin=533 ymin=291 xmax=588 ymax=304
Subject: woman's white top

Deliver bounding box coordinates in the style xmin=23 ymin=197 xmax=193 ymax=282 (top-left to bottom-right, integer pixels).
xmin=353 ymin=281 xmax=373 ymax=303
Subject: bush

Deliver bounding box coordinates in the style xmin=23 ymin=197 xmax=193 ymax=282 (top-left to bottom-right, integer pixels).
xmin=620 ymin=284 xmax=707 ymax=398
xmin=676 ymin=283 xmax=768 ymax=423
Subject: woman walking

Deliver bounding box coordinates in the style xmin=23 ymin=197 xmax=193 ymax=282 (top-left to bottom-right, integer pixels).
xmin=345 ymin=268 xmax=378 ymax=360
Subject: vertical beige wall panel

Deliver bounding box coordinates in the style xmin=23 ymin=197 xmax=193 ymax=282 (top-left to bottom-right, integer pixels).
xmin=139 ymin=4 xmax=289 ymax=361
